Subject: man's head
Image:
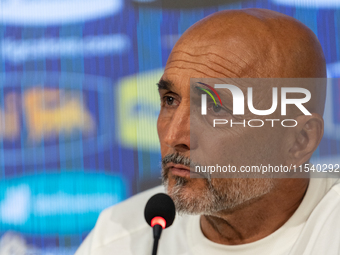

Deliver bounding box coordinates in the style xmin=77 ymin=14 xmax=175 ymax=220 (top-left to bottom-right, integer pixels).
xmin=157 ymin=9 xmax=326 ymax=215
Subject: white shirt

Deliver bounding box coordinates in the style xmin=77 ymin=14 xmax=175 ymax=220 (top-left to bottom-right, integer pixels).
xmin=75 ymin=177 xmax=340 ymax=255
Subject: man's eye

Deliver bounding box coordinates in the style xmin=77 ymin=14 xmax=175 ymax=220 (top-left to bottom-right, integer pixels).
xmin=162 ymin=96 xmax=178 ymax=107
xmin=166 ymin=96 xmax=174 ymax=105
xmin=207 ymin=103 xmax=230 ymax=117
xmin=212 ymin=104 xmax=222 ymax=113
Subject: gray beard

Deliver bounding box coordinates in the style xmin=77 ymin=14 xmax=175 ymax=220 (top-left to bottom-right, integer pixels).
xmin=161 ymin=153 xmax=275 ymax=215
xmin=162 ymin=175 xmax=219 ymax=215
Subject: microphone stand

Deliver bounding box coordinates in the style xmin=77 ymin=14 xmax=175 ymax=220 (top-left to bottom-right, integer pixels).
xmin=152 ymin=224 xmax=163 ymax=255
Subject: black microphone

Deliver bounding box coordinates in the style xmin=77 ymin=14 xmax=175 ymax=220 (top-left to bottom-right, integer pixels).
xmin=144 ymin=193 xmax=176 ymax=255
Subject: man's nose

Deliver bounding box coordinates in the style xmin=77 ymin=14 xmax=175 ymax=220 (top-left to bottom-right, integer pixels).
xmin=163 ymin=103 xmax=190 ymax=153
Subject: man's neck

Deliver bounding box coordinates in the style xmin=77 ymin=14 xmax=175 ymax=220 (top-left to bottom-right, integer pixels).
xmin=200 ymin=179 xmax=309 ymax=245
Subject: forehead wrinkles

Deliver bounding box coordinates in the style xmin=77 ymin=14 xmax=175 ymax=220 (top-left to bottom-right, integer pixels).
xmin=166 ymin=47 xmax=267 ymax=79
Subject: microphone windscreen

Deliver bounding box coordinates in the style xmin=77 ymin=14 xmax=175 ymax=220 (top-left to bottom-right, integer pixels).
xmin=144 ymin=193 xmax=176 ymax=228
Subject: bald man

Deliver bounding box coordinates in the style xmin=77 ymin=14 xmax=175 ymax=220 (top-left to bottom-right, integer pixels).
xmin=75 ymin=8 xmax=340 ymax=255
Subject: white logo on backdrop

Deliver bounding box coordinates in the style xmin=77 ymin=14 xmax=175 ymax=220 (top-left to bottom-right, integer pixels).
xmin=0 ymin=0 xmax=123 ymax=25
xmin=272 ymin=0 xmax=340 ymax=8
xmin=0 ymin=185 xmax=119 ymax=225
xmin=0 ymin=185 xmax=31 ymax=224
xmin=1 ymin=35 xmax=130 ymax=63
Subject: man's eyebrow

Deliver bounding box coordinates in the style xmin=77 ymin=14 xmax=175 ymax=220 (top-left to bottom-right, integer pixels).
xmin=157 ymin=79 xmax=173 ymax=91
xmin=194 ymin=85 xmax=213 ymax=95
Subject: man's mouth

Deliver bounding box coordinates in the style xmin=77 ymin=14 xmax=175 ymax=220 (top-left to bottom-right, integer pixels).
xmin=166 ymin=163 xmax=190 ymax=178
xmin=166 ymin=163 xmax=205 ymax=178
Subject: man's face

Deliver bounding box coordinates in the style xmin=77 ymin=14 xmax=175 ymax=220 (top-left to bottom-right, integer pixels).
xmin=157 ymin=44 xmax=287 ymax=215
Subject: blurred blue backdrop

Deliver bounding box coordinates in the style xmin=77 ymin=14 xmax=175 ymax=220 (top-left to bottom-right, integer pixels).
xmin=0 ymin=0 xmax=339 ymax=254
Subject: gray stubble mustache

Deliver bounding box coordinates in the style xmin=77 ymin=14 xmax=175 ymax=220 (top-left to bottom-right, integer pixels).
xmin=161 ymin=153 xmax=211 ymax=181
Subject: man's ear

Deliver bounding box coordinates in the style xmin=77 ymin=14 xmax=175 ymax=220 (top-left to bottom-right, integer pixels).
xmin=288 ymin=113 xmax=324 ymax=166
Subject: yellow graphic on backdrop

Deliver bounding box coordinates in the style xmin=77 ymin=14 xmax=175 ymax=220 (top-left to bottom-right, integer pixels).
xmin=0 ymin=93 xmax=20 ymax=139
xmin=24 ymin=88 xmax=95 ymax=142
xmin=116 ymin=69 xmax=163 ymax=151
xmin=0 ymin=88 xmax=95 ymax=142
